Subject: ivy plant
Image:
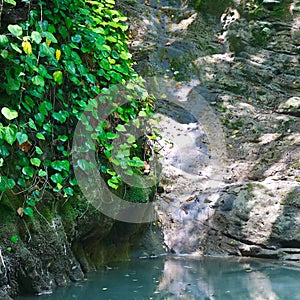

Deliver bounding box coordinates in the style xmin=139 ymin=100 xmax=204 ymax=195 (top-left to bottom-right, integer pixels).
xmin=0 ymin=0 xmax=156 ymax=216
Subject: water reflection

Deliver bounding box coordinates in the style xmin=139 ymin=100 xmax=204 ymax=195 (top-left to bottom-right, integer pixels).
xmin=18 ymin=256 xmax=300 ymax=300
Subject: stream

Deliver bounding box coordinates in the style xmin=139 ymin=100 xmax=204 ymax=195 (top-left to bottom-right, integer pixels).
xmin=17 ymin=256 xmax=300 ymax=300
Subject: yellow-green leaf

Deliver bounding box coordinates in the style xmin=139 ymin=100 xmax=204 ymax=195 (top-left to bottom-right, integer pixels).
xmin=53 ymin=71 xmax=63 ymax=84
xmin=22 ymin=40 xmax=32 ymax=55
xmin=1 ymin=107 xmax=18 ymax=120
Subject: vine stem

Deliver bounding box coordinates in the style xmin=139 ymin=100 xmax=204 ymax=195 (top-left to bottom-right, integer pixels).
xmin=0 ymin=248 xmax=7 ymax=277
xmin=0 ymin=0 xmax=3 ymax=29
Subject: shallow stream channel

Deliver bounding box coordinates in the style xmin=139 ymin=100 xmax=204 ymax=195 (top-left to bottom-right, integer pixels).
xmin=17 ymin=256 xmax=300 ymax=300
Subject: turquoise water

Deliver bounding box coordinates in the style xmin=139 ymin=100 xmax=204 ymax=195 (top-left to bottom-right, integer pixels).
xmin=18 ymin=256 xmax=300 ymax=300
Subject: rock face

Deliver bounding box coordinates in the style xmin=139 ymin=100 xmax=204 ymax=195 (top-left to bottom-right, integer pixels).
xmin=120 ymin=0 xmax=300 ymax=260
xmin=0 ymin=191 xmax=152 ymax=298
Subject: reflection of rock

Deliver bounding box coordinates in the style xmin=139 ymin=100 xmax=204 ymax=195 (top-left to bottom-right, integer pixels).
xmin=156 ymin=258 xmax=214 ymax=299
xmin=155 ymin=256 xmax=300 ymax=300
xmin=246 ymin=271 xmax=280 ymax=300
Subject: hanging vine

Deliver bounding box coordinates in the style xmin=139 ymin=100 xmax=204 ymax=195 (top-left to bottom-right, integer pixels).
xmin=0 ymin=0 xmax=156 ymax=217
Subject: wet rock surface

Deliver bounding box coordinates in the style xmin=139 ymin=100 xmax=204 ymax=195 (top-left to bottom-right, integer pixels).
xmin=120 ymin=0 xmax=300 ymax=260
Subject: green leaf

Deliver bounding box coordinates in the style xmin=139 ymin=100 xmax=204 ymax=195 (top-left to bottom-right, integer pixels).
xmin=0 ymin=176 xmax=15 ymax=191
xmin=0 ymin=158 xmax=3 ymax=167
xmin=1 ymin=50 xmax=8 ymax=58
xmin=107 ymin=179 xmax=118 ymax=189
xmin=35 ymin=113 xmax=44 ymax=126
xmin=96 ymin=36 xmax=106 ymax=48
xmin=106 ymin=169 xmax=116 ymax=176
xmin=32 ymin=75 xmax=45 ymax=87
xmin=53 ymin=71 xmax=63 ymax=84
xmin=43 ymin=123 xmax=52 ymax=133
xmin=0 ymin=35 xmax=9 ymax=46
xmin=138 ymin=110 xmax=147 ymax=117
xmin=4 ymin=0 xmax=16 ymax=5
xmin=85 ymin=73 xmax=96 ymax=84
xmin=100 ymin=59 xmax=110 ymax=70
xmin=127 ymin=135 xmax=136 ymax=144
xmin=38 ymin=169 xmax=47 ymax=176
xmin=31 ymin=31 xmax=42 ymax=44
xmin=0 ymin=145 xmax=10 ymax=158
xmin=17 ymin=178 xmax=26 ymax=187
xmin=51 ymin=160 xmax=70 ymax=171
xmin=120 ymin=52 xmax=132 ymax=60
xmin=25 ymin=96 xmax=34 ymax=108
xmin=43 ymin=123 xmax=52 ymax=132
xmin=63 ymin=187 xmax=73 ymax=196
xmin=111 ymin=50 xmax=120 ymax=59
xmin=23 ymin=207 xmax=34 ymax=217
xmin=58 ymin=135 xmax=68 ymax=142
xmin=58 ymin=26 xmax=68 ymax=39
xmin=124 ymin=169 xmax=134 ymax=176
xmin=129 ymin=157 xmax=145 ymax=167
xmin=1 ymin=107 xmax=18 ymax=120
xmin=65 ymin=61 xmax=76 ymax=75
xmin=50 ymin=173 xmax=63 ymax=184
xmin=69 ymin=177 xmax=77 ymax=186
xmin=106 ymin=36 xmax=117 ymax=43
xmin=38 ymin=65 xmax=52 ymax=79
xmin=35 ymin=146 xmax=43 ymax=155
xmin=106 ymin=132 xmax=119 ymax=139
xmin=39 ymin=101 xmax=52 ymax=115
xmin=42 ymin=31 xmax=58 ymax=43
xmin=52 ymin=110 xmax=69 ymax=123
xmin=36 ymin=133 xmax=45 ymax=140
xmin=10 ymin=43 xmax=22 ymax=53
xmin=3 ymin=69 xmax=20 ymax=92
xmin=10 ymin=235 xmax=18 ymax=243
xmin=22 ymin=166 xmax=34 ymax=177
xmin=28 ymin=118 xmax=37 ymax=130
xmin=30 ymin=158 xmax=41 ymax=167
xmin=104 ymin=149 xmax=111 ymax=158
xmin=8 ymin=24 xmax=23 ymax=37
xmin=26 ymin=197 xmax=35 ymax=207
xmin=4 ymin=125 xmax=17 ymax=145
xmin=116 ymin=124 xmax=126 ymax=132
xmin=39 ymin=42 xmax=53 ymax=57
xmin=71 ymin=34 xmax=82 ymax=43
xmin=7 ymin=178 xmax=15 ymax=189
xmin=16 ymin=132 xmax=28 ymax=144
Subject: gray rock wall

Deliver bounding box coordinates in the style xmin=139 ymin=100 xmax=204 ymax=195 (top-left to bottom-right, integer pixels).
xmin=120 ymin=0 xmax=300 ymax=260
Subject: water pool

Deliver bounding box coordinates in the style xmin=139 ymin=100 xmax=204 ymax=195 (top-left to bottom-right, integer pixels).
xmin=17 ymin=256 xmax=300 ymax=300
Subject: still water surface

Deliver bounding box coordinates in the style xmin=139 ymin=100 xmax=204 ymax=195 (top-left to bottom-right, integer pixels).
xmin=18 ymin=256 xmax=300 ymax=300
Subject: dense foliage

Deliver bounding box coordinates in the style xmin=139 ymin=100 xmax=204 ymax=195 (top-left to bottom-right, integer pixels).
xmin=0 ymin=0 xmax=155 ymax=217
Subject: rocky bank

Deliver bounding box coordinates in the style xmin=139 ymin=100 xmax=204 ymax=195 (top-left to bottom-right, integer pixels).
xmin=0 ymin=188 xmax=157 ymax=298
